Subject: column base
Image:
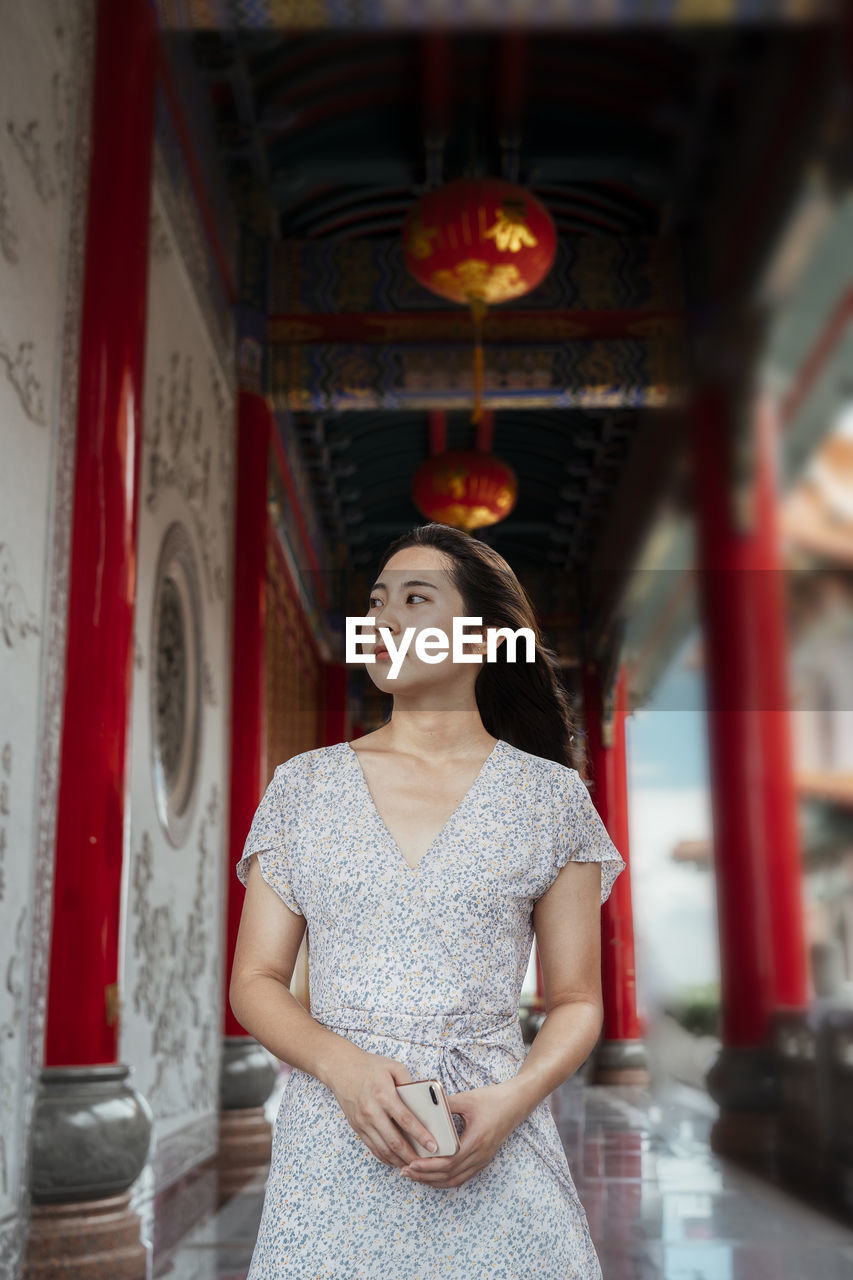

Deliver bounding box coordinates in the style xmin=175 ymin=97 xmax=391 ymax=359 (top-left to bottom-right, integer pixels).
xmin=217 ymin=1037 xmax=278 ymax=1201
xmin=217 ymin=1105 xmax=275 ymax=1202
xmin=29 ymin=1063 xmax=153 ymax=1203
xmin=705 ymin=1043 xmax=779 ymax=1175
xmin=705 ymin=1042 xmax=778 ymax=1110
xmin=828 ymin=1158 xmax=853 ymax=1217
xmin=23 ymin=1191 xmax=150 ymax=1280
xmin=24 ymin=1065 xmax=153 ymax=1277
xmin=709 ymin=1109 xmax=778 ymax=1176
xmin=220 ymin=1035 xmax=278 ymax=1109
xmin=592 ymin=1037 xmax=650 ymax=1085
xmin=779 ymin=1126 xmax=828 ymax=1197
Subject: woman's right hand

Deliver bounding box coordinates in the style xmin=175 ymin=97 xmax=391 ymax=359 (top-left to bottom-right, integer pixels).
xmin=326 ymin=1047 xmax=439 ymax=1167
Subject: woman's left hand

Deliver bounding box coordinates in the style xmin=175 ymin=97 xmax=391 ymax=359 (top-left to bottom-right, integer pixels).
xmin=398 ymin=1081 xmax=522 ymax=1188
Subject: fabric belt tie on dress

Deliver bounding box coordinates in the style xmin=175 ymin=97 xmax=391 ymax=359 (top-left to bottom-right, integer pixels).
xmin=313 ymin=1006 xmax=582 ymax=1206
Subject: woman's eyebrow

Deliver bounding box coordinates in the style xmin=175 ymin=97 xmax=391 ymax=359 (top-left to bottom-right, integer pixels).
xmin=370 ymin=579 xmax=439 ymax=593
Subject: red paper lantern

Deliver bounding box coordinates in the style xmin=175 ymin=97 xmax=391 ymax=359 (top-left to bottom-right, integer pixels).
xmin=403 ymin=177 xmax=557 ymax=304
xmin=402 ymin=178 xmax=557 ymax=421
xmin=412 ymin=449 xmax=518 ymax=532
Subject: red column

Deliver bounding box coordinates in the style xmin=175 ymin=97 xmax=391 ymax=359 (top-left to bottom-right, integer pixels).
xmin=692 ymin=385 xmax=781 ymax=1051
xmin=691 ymin=381 xmax=804 ymax=1049
xmin=751 ymin=390 xmax=809 ymax=1010
xmin=582 ymin=662 xmax=645 ymax=1073
xmin=693 ymin=383 xmax=809 ymax=1158
xmin=46 ymin=0 xmax=157 ymax=1068
xmin=224 ymin=390 xmax=272 ymax=1037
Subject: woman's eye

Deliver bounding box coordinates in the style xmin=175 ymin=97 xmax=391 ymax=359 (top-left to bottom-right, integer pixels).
xmin=367 ymin=594 xmax=426 ymax=608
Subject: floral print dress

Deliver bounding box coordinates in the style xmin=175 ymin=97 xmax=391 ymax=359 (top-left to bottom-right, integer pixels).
xmin=236 ymin=737 xmax=626 ymax=1279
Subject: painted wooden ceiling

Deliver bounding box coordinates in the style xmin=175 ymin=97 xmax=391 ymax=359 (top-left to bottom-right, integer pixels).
xmin=173 ymin=21 xmax=835 ymax=660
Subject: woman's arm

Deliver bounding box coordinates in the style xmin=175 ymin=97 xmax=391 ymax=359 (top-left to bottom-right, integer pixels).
xmin=500 ymin=860 xmax=604 ymax=1127
xmin=229 ymin=855 xmax=364 ymax=1086
xmin=230 ymin=857 xmax=443 ymax=1165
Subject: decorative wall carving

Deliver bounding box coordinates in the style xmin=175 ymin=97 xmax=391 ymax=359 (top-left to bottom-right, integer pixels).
xmin=51 ymin=69 xmax=75 ymax=199
xmin=0 ymin=743 xmax=10 ymax=903
xmin=0 ymin=337 xmax=46 ymax=425
xmin=202 ymin=660 xmax=217 ymax=707
xmin=129 ymin=785 xmax=221 ymax=1120
xmin=0 ymin=542 xmax=41 ymax=647
xmin=143 ymin=350 xmax=232 ymax=604
xmin=0 ymin=158 xmax=18 ymax=263
xmin=149 ymin=521 xmax=203 ymax=847
xmin=149 ymin=205 xmax=172 ymax=262
xmin=0 ymin=904 xmax=28 ymax=1199
xmin=0 ymin=0 xmax=95 ymax=1269
xmin=150 ymin=127 xmax=234 ymax=383
xmin=6 ymin=118 xmax=57 ymax=204
xmin=122 ymin=163 xmax=234 ymax=1191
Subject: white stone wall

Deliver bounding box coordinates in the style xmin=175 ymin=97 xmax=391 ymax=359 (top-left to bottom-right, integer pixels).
xmin=121 ymin=155 xmax=235 ymax=1195
xmin=0 ymin=0 xmax=94 ymax=1271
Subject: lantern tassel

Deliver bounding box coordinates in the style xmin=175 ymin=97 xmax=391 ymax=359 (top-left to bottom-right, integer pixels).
xmin=469 ymin=297 xmax=487 ymax=425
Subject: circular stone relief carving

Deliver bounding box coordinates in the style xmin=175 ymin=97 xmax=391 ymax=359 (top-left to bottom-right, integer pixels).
xmin=150 ymin=522 xmax=202 ymax=846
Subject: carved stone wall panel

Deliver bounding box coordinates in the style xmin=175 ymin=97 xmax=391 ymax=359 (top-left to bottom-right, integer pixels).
xmin=121 ymin=172 xmax=235 ymax=1189
xmin=0 ymin=0 xmax=94 ymax=1270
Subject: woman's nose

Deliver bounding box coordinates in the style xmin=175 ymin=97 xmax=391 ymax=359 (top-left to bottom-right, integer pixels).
xmin=372 ymin=610 xmax=399 ymax=641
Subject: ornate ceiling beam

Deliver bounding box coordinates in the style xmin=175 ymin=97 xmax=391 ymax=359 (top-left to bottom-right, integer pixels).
xmin=268 ymin=309 xmax=684 ymax=344
xmin=157 ymin=1 xmax=838 ymax=31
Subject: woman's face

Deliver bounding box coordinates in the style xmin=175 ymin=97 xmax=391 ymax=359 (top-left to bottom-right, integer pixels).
xmin=363 ymin=545 xmax=488 ymax=690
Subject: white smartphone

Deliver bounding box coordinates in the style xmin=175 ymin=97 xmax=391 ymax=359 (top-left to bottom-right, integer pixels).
xmin=395 ymin=1078 xmax=461 ymax=1157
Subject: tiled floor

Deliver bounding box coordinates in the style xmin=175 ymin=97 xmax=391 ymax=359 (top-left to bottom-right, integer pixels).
xmin=156 ymin=1068 xmax=853 ymax=1279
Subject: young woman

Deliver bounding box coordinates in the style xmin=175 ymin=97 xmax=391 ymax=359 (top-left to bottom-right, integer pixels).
xmin=230 ymin=522 xmax=626 ymax=1279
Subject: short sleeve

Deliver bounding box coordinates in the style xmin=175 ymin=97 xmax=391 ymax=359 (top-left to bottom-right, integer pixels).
xmin=545 ymin=765 xmax=627 ymax=906
xmin=236 ymin=762 xmax=304 ymax=917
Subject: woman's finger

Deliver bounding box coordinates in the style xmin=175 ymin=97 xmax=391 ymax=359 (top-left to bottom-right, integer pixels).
xmin=368 ymin=1102 xmax=440 ymax=1166
xmin=382 ymin=1115 xmax=428 ymax=1165
xmin=403 ymin=1128 xmax=483 ymax=1179
xmin=405 ymin=1161 xmax=479 ymax=1186
xmin=361 ymin=1120 xmax=408 ymax=1167
xmin=392 ymin=1104 xmax=439 ymax=1155
xmin=405 ymin=1153 xmax=455 ymax=1171
xmin=403 ymin=1154 xmax=478 ymax=1183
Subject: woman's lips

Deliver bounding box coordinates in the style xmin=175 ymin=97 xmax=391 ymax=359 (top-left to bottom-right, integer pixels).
xmin=375 ymin=648 xmax=390 ymax=660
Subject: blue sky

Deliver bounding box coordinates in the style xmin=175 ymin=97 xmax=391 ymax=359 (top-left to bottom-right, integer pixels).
xmin=626 ymin=630 xmax=720 ymax=1007
xmin=627 ymin=632 xmax=708 ymax=786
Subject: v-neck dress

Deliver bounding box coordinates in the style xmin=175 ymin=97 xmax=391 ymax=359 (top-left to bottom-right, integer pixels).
xmin=236 ymin=737 xmax=626 ymax=1280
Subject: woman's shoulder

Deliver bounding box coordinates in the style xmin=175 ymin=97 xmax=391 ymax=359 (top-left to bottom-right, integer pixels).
xmin=500 ymin=739 xmax=575 ymax=780
xmin=482 ymin=740 xmax=575 ymax=810
xmin=268 ymin=742 xmax=348 ymax=787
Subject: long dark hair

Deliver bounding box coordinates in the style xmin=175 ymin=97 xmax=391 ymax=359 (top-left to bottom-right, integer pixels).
xmin=371 ymin=522 xmax=576 ymax=767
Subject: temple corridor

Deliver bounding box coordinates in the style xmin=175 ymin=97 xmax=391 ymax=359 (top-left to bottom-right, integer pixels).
xmin=4 ymin=1 xmax=853 ymax=1277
